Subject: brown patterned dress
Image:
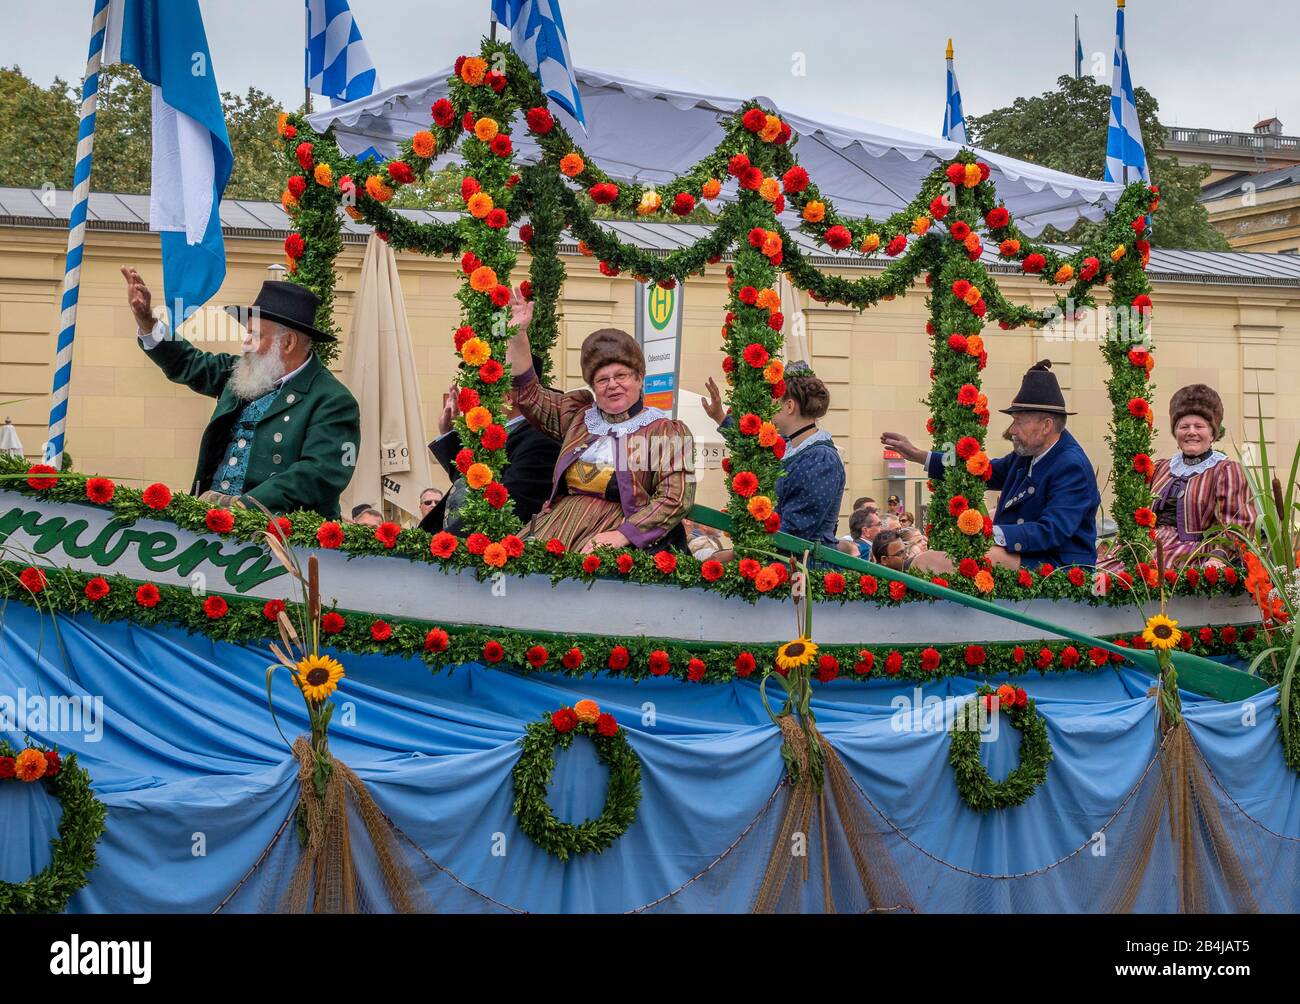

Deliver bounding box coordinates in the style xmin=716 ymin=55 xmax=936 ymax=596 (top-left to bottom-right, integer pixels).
xmin=512 ymin=366 xmax=696 ymax=550
xmin=1102 ymin=451 xmax=1256 ymax=569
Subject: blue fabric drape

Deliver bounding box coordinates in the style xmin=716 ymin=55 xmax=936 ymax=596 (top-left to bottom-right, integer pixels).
xmin=1 ymin=605 xmax=1296 ymax=913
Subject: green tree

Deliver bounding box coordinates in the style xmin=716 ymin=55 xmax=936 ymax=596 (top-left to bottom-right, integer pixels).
xmin=223 ymin=85 xmax=291 ymax=200
xmin=0 ymin=66 xmax=78 ymax=190
xmin=90 ymin=64 xmax=153 ymax=195
xmin=391 ymin=162 xmax=471 ymax=210
xmin=966 ymin=74 xmax=1229 ymax=251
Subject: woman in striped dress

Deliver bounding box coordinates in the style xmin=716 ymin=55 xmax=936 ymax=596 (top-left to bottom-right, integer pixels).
xmin=1106 ymin=384 xmax=1256 ymax=569
xmin=504 ymin=291 xmax=695 ymax=554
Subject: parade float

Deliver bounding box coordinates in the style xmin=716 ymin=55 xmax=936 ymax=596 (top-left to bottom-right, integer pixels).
xmin=2 ymin=38 xmax=1299 ymax=914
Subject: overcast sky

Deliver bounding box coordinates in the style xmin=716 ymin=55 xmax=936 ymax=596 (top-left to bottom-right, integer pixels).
xmin=1 ymin=0 xmax=1295 ymax=136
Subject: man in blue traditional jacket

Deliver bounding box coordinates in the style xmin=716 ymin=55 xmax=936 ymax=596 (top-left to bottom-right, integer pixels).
xmin=881 ymin=360 xmax=1100 ymax=572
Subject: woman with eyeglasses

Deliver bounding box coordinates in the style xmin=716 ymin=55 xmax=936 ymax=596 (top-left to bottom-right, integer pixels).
xmin=1103 ymin=384 xmax=1255 ymax=570
xmin=504 ymin=290 xmax=695 ymax=554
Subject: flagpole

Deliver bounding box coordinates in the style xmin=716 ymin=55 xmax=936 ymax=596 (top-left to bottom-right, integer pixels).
xmin=304 ymin=0 xmax=312 ymax=113
xmin=1074 ymin=14 xmax=1080 ymax=79
xmin=45 ymin=0 xmax=113 ymax=469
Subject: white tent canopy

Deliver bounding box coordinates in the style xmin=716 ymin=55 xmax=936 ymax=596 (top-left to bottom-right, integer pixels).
xmin=309 ymin=65 xmax=1125 ymax=236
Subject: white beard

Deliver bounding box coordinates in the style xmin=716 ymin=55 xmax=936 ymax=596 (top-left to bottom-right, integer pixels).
xmin=228 ymin=343 xmax=287 ymax=401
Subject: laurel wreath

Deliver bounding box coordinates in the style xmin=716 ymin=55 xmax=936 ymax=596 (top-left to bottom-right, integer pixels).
xmin=512 ymin=713 xmax=641 ymax=861
xmin=948 ymin=685 xmax=1053 ymax=811
xmin=0 ymin=743 xmax=106 ymax=914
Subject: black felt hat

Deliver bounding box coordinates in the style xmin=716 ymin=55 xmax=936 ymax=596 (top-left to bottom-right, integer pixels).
xmin=225 ymin=280 xmax=333 ymax=342
xmin=1000 ymin=359 xmax=1075 ymax=415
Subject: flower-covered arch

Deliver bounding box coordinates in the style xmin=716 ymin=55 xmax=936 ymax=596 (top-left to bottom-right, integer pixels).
xmin=278 ymin=37 xmax=1160 ymax=567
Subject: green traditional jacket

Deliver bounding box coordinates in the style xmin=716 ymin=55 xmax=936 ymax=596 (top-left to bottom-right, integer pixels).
xmin=141 ymin=337 xmax=360 ymax=518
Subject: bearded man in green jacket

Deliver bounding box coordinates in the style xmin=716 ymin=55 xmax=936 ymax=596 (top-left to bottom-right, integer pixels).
xmin=123 ymin=266 xmax=360 ymax=518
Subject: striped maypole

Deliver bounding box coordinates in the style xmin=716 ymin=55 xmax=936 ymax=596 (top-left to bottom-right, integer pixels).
xmin=45 ymin=0 xmax=114 ymax=468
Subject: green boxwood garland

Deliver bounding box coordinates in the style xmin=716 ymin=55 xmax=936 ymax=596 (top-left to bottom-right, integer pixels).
xmin=0 ymin=742 xmax=106 ymax=914
xmin=511 ymin=708 xmax=641 ymax=861
xmin=273 ymin=35 xmax=1163 ymax=553
xmin=949 ymin=685 xmax=1053 ymax=811
xmin=0 ymin=456 xmax=1249 ymax=612
xmin=0 ymin=555 xmax=1257 ymax=686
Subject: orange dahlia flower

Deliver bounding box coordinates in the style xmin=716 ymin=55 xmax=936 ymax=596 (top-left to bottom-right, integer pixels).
xmin=802 ymin=200 xmax=825 ymax=223
xmin=974 ymin=570 xmax=995 ymax=594
xmin=636 ymin=190 xmax=661 ymax=215
xmin=365 ymin=175 xmax=393 ymax=202
xmin=966 ymin=453 xmax=991 ymax=477
xmin=763 ymin=360 xmax=785 ymax=384
xmin=701 ymin=178 xmax=722 ymax=200
xmin=459 ymin=57 xmax=488 ymax=86
xmin=473 ymin=117 xmax=499 ymax=142
xmin=574 ymin=699 xmax=600 ymax=723
xmin=466 ymin=191 xmax=494 ymax=218
xmin=755 ymin=288 xmax=781 ymax=312
xmin=966 ymin=334 xmax=984 ymax=355
xmin=560 ymin=153 xmax=584 ymax=177
xmin=860 ymin=233 xmax=881 ymax=253
xmin=760 ymin=114 xmax=783 ymax=143
xmin=466 ymin=463 xmax=493 ymax=489
xmin=314 ymin=163 xmax=333 ymax=187
xmin=15 ymin=748 xmax=46 ymax=782
xmin=482 ymin=542 xmax=507 ymax=568
xmin=957 ymin=508 xmax=984 ymax=535
xmin=411 ymin=131 xmax=436 ymax=158
xmin=464 ymin=404 xmax=492 ymax=430
xmin=747 ymin=495 xmax=774 ymax=522
xmin=469 ymin=265 xmax=498 ymax=292
xmin=757 ymin=422 xmax=780 ymax=448
xmin=912 ymin=216 xmax=931 ymax=235
xmin=759 ymin=177 xmax=780 ymax=202
xmin=461 ymin=338 xmax=492 ymax=367
xmin=1054 ymin=264 xmax=1074 ymax=283
xmin=761 ymin=234 xmax=782 ymax=258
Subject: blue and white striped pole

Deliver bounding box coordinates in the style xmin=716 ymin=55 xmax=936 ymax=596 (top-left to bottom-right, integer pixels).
xmin=45 ymin=0 xmax=113 ymax=468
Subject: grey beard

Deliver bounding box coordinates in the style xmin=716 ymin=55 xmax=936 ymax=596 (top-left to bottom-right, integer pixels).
xmin=228 ymin=349 xmax=286 ymax=401
xmin=1010 ymin=441 xmax=1036 ymax=458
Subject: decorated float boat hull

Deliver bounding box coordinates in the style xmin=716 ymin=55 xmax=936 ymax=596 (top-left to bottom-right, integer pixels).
xmin=0 ymin=489 xmax=1262 ymax=648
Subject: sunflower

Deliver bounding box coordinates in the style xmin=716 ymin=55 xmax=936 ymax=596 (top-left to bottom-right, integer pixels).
xmin=297 ymin=654 xmax=345 ymax=703
xmin=776 ymin=637 xmax=818 ymax=671
xmin=1143 ymin=613 xmax=1182 ymax=651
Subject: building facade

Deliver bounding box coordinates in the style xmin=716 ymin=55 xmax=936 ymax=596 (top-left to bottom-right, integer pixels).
xmin=2 ymin=188 xmax=1299 ymax=529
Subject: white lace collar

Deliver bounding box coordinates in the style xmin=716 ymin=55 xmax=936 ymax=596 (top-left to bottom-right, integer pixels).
xmin=783 ymin=427 xmax=835 ymax=461
xmin=584 ymin=404 xmax=668 ymax=439
xmin=1169 ymin=450 xmax=1228 ymax=478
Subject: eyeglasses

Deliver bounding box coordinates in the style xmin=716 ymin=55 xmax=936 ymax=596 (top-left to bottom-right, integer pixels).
xmin=594 ymin=370 xmax=637 ymax=391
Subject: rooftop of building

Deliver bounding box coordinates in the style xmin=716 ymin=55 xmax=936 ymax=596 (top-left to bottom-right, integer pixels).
xmin=3 ymin=186 xmax=1299 ymax=288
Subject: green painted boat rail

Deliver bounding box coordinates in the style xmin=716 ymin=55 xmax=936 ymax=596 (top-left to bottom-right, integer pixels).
xmin=687 ymin=503 xmax=1267 ymax=702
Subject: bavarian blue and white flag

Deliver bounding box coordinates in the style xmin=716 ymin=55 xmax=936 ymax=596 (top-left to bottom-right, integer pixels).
xmin=102 ymin=0 xmax=232 ymax=321
xmin=491 ymin=0 xmax=586 ymax=132
xmin=306 ymin=0 xmax=380 ymax=104
xmin=1104 ymin=2 xmax=1149 ymax=184
xmin=942 ymin=38 xmax=966 ymax=144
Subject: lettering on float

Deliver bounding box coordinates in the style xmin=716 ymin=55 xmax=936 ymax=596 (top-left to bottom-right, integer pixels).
xmin=0 ymin=505 xmax=286 ymax=593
